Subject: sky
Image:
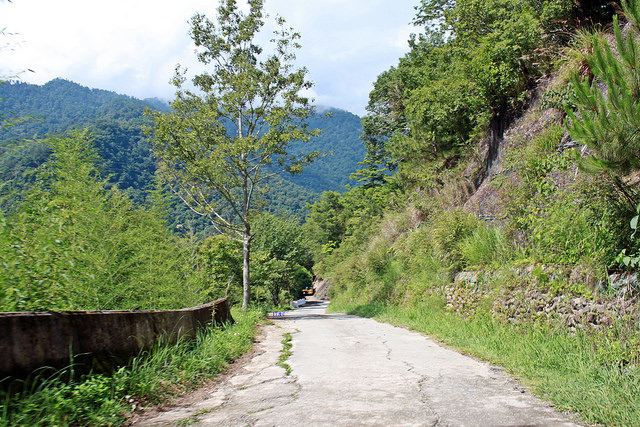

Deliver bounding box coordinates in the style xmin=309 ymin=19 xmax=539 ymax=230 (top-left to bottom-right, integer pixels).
xmin=0 ymin=0 xmax=419 ymax=116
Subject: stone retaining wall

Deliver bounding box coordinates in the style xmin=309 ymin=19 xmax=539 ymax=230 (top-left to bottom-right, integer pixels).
xmin=443 ymin=270 xmax=638 ymax=332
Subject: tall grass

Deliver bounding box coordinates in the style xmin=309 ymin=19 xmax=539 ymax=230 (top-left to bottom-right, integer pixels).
xmin=0 ymin=309 xmax=261 ymax=426
xmin=458 ymin=224 xmax=512 ymax=268
xmin=329 ymin=299 xmax=640 ymax=426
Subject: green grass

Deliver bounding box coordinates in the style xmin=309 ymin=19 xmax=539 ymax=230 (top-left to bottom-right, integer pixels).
xmin=329 ymin=298 xmax=640 ymax=426
xmin=277 ymin=331 xmax=297 ymax=375
xmin=0 ymin=309 xmax=261 ymax=426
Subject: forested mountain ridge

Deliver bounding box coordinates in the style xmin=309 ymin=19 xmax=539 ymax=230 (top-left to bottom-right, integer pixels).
xmin=0 ymin=78 xmax=168 ymax=140
xmin=290 ymin=109 xmax=365 ymax=193
xmin=0 ymin=79 xmax=364 ymax=220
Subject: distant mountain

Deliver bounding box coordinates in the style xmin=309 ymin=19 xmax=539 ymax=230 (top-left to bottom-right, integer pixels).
xmin=0 ymin=80 xmax=155 ymax=205
xmin=0 ymin=79 xmax=365 ymax=224
xmin=289 ymin=108 xmax=365 ymax=193
xmin=0 ymin=79 xmax=170 ymax=140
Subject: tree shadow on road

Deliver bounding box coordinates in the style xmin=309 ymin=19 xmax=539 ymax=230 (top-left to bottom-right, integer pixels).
xmin=339 ymin=302 xmax=387 ymax=319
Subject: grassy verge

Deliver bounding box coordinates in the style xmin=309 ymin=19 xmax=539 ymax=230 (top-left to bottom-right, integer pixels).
xmin=329 ymin=298 xmax=640 ymax=426
xmin=0 ymin=309 xmax=262 ymax=426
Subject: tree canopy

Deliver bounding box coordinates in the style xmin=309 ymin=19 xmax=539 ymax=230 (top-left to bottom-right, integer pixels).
xmin=148 ymin=0 xmax=319 ymax=308
xmin=356 ymin=0 xmax=576 ymax=187
xmin=566 ymin=0 xmax=640 ymax=180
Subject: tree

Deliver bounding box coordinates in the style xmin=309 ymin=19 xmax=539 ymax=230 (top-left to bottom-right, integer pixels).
xmin=352 ymin=68 xmax=406 ymax=187
xmin=565 ymin=0 xmax=640 ymax=189
xmin=199 ymin=234 xmax=243 ymax=305
xmin=148 ymin=0 xmax=319 ymax=308
xmin=251 ymin=213 xmax=313 ymax=305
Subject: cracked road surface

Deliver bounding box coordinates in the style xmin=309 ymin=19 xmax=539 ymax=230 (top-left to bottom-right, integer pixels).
xmin=134 ymin=301 xmax=580 ymax=426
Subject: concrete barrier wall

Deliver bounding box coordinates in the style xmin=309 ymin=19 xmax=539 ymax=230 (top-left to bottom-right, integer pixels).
xmin=0 ymin=298 xmax=233 ymax=378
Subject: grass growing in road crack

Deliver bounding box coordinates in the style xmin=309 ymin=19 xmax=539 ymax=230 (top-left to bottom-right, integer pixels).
xmin=277 ymin=330 xmax=298 ymax=375
xmin=175 ymin=406 xmax=219 ymax=426
xmin=248 ymin=405 xmax=275 ymax=414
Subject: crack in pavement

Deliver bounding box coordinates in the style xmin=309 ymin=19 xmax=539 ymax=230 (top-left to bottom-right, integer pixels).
xmin=133 ymin=301 xmax=582 ymax=426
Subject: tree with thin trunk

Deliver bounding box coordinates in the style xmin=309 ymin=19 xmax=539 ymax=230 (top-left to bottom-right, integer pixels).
xmin=147 ymin=0 xmax=319 ymax=308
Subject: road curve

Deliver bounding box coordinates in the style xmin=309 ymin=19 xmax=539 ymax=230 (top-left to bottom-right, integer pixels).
xmin=134 ymin=301 xmax=581 ymax=426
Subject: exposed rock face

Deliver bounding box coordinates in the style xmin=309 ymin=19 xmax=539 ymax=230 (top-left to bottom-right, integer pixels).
xmin=464 ymin=76 xmax=564 ymax=220
xmin=312 ymin=278 xmax=331 ymax=300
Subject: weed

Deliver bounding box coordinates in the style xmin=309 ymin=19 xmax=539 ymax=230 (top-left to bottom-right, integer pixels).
xmin=458 ymin=224 xmax=512 ymax=268
xmin=430 ymin=208 xmax=480 ymax=269
xmin=277 ymin=331 xmax=297 ymax=375
xmin=174 ymin=407 xmax=219 ymax=426
xmin=248 ymin=405 xmax=274 ymax=414
xmin=194 ymin=406 xmax=218 ymax=416
xmin=175 ymin=416 xmax=200 ymax=426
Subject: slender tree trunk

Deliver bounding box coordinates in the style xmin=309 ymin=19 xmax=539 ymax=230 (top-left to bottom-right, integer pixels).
xmin=240 ymin=109 xmax=251 ymax=309
xmin=242 ymin=222 xmax=251 ymax=309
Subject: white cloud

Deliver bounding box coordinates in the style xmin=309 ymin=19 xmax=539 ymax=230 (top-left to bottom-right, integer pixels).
xmin=0 ymin=0 xmax=418 ymax=115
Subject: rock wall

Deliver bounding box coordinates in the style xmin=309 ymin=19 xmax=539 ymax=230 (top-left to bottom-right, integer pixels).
xmin=442 ymin=270 xmax=638 ymax=332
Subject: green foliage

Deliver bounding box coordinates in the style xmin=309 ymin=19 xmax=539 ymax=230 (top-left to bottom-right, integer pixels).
xmin=0 ymin=80 xmax=365 ymax=230
xmin=0 ymin=79 xmax=167 ymax=142
xmin=305 ymin=184 xmax=394 ymax=273
xmin=288 ymin=109 xmax=365 ymax=193
xmin=614 ymin=202 xmax=640 ymax=269
xmin=429 ymin=209 xmax=481 ymax=269
xmin=458 ymin=224 xmax=512 ymax=268
xmin=0 ymin=310 xmax=260 ymax=426
xmin=496 ymin=125 xmax=568 ymax=204
xmin=565 ymin=0 xmax=640 ymax=177
xmin=277 ymin=332 xmax=294 ymax=375
xmin=148 ymin=0 xmax=320 ymax=308
xmin=199 ymin=234 xmax=243 ymax=305
xmin=495 ymin=124 xmax=628 ymax=269
xmin=359 ymin=0 xmax=576 ymax=189
xmin=0 ymin=80 xmax=160 ymax=205
xmin=356 ymin=68 xmax=407 ymax=183
xmin=199 ymin=213 xmax=313 ymax=308
xmin=251 ymin=213 xmax=313 ymax=306
xmin=519 ymin=190 xmax=616 ymax=266
xmin=404 ymin=74 xmax=481 ymax=158
xmin=540 ymin=83 xmax=576 ymax=111
xmin=0 ymin=132 xmax=207 ymax=311
xmin=318 ymin=2 xmax=640 ymax=313
xmin=304 ymin=191 xmax=347 ymax=253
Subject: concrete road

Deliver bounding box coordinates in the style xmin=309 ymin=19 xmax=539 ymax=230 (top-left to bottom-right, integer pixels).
xmin=134 ymin=301 xmax=581 ymax=426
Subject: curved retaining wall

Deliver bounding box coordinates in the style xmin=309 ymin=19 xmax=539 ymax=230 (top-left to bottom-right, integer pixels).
xmin=0 ymin=298 xmax=233 ymax=378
